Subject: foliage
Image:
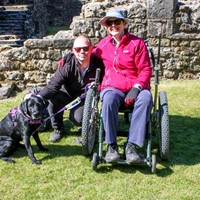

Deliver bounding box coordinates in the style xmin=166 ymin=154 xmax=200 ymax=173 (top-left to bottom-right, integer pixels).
xmin=46 ymin=26 xmax=69 ymax=36
xmin=0 ymin=80 xmax=200 ymax=200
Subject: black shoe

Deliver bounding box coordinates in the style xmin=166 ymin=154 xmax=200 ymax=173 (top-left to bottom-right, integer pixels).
xmin=125 ymin=142 xmax=140 ymax=164
xmin=50 ymin=129 xmax=64 ymax=142
xmin=77 ymin=127 xmax=82 ymax=133
xmin=105 ymin=143 xmax=120 ymax=163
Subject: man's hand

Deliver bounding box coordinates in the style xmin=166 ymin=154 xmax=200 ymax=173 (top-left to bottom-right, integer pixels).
xmin=124 ymin=87 xmax=140 ymax=107
xmin=84 ymin=82 xmax=95 ymax=92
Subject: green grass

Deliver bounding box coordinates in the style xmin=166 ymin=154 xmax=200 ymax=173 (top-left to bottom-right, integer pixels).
xmin=46 ymin=26 xmax=69 ymax=36
xmin=0 ymin=80 xmax=200 ymax=200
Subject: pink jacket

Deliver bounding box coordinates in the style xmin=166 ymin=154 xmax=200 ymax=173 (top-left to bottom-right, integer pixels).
xmin=93 ymin=30 xmax=152 ymax=92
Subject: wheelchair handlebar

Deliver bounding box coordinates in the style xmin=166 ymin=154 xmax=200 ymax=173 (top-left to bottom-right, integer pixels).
xmin=94 ymin=68 xmax=101 ymax=86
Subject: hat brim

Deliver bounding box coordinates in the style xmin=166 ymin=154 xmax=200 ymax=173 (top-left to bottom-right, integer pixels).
xmin=99 ymin=16 xmax=128 ymax=27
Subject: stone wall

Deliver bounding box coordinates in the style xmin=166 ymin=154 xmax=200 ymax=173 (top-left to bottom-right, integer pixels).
xmin=0 ymin=0 xmax=48 ymax=39
xmin=46 ymin=0 xmax=85 ymax=26
xmin=147 ymin=0 xmax=200 ymax=79
xmin=0 ymin=0 xmax=85 ymax=28
xmin=0 ymin=0 xmax=199 ymax=92
xmin=0 ymin=0 xmax=32 ymax=5
xmin=0 ymin=5 xmax=37 ymax=43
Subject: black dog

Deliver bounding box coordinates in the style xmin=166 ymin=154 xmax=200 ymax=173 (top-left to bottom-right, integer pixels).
xmin=0 ymin=95 xmax=48 ymax=164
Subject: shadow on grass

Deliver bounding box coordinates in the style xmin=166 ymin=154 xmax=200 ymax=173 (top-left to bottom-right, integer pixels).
xmin=168 ymin=115 xmax=200 ymax=165
xmin=6 ymin=115 xmax=200 ymax=177
xmin=88 ymin=115 xmax=200 ymax=176
xmin=10 ymin=142 xmax=82 ymax=162
xmin=9 ymin=120 xmax=82 ymax=163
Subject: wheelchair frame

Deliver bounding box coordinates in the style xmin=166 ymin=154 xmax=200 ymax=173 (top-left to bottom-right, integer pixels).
xmin=81 ymin=38 xmax=169 ymax=173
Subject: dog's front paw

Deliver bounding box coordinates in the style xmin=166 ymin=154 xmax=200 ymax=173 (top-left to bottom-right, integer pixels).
xmin=33 ymin=160 xmax=42 ymax=165
xmin=1 ymin=157 xmax=16 ymax=164
xmin=9 ymin=159 xmax=16 ymax=164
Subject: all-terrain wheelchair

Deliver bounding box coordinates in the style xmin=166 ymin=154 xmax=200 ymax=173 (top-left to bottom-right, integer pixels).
xmin=81 ymin=39 xmax=169 ymax=173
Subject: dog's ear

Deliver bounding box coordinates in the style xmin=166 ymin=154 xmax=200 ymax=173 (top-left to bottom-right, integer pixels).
xmin=37 ymin=95 xmax=49 ymax=108
xmin=19 ymin=99 xmax=29 ymax=115
xmin=42 ymin=98 xmax=49 ymax=108
xmin=23 ymin=93 xmax=32 ymax=100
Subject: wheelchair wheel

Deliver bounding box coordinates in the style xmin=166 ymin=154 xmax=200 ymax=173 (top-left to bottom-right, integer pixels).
xmin=159 ymin=91 xmax=169 ymax=160
xmin=151 ymin=154 xmax=156 ymax=173
xmin=82 ymin=88 xmax=99 ymax=156
xmin=92 ymin=153 xmax=99 ymax=171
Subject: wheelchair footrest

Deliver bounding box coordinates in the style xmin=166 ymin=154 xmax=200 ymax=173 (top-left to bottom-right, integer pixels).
xmin=99 ymin=154 xmax=147 ymax=165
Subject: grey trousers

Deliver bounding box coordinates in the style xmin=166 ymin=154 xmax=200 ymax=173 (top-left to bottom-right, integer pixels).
xmin=100 ymin=87 xmax=153 ymax=147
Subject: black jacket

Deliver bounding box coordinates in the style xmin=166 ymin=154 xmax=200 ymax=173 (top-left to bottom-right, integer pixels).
xmin=39 ymin=53 xmax=104 ymax=100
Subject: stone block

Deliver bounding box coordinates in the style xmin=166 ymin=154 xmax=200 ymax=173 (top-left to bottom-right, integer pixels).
xmin=46 ymin=49 xmax=62 ymax=60
xmin=0 ymin=83 xmax=16 ymax=99
xmin=31 ymin=49 xmax=46 ymax=59
xmin=148 ymin=21 xmax=162 ymax=36
xmin=0 ymin=59 xmax=15 ymax=71
xmin=11 ymin=47 xmax=30 ymax=61
xmin=147 ymin=0 xmax=178 ymax=19
xmin=127 ymin=3 xmax=146 ymax=19
xmin=24 ymin=39 xmax=53 ymax=49
xmin=5 ymin=71 xmax=21 ymax=80
xmin=53 ymin=39 xmax=74 ymax=49
xmin=163 ymin=70 xmax=177 ymax=79
xmin=161 ymin=38 xmax=170 ymax=46
xmin=84 ymin=3 xmax=105 ymax=18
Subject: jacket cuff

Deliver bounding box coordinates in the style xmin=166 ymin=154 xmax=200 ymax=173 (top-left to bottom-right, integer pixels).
xmin=133 ymin=84 xmax=142 ymax=91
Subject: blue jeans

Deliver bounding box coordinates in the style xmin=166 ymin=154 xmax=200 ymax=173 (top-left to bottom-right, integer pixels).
xmin=100 ymin=87 xmax=153 ymax=147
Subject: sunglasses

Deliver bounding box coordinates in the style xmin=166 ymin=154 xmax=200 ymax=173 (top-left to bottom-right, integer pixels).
xmin=106 ymin=19 xmax=122 ymax=26
xmin=74 ymin=46 xmax=90 ymax=53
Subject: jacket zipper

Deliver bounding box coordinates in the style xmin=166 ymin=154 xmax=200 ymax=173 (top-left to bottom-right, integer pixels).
xmin=113 ymin=48 xmax=118 ymax=73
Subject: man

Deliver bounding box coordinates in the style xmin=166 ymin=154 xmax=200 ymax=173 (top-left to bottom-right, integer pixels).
xmin=93 ymin=9 xmax=153 ymax=163
xmin=39 ymin=35 xmax=104 ymax=142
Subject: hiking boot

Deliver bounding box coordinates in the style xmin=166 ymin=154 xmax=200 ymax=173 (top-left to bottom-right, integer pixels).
xmin=50 ymin=129 xmax=64 ymax=142
xmin=105 ymin=143 xmax=120 ymax=163
xmin=125 ymin=142 xmax=140 ymax=164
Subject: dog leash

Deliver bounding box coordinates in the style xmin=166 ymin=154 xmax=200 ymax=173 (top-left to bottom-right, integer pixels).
xmin=34 ymin=92 xmax=87 ymax=133
xmin=46 ymin=92 xmax=85 ymax=120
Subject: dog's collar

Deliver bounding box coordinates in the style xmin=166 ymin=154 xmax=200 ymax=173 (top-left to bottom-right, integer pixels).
xmin=10 ymin=108 xmax=42 ymax=127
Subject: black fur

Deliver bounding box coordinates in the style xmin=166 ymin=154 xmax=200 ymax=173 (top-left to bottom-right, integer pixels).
xmin=0 ymin=95 xmax=48 ymax=164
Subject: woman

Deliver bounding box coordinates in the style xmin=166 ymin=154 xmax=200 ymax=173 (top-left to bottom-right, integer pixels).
xmin=93 ymin=9 xmax=153 ymax=163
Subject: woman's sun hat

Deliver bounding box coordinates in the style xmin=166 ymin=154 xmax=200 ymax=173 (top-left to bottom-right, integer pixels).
xmin=99 ymin=9 xmax=128 ymax=27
